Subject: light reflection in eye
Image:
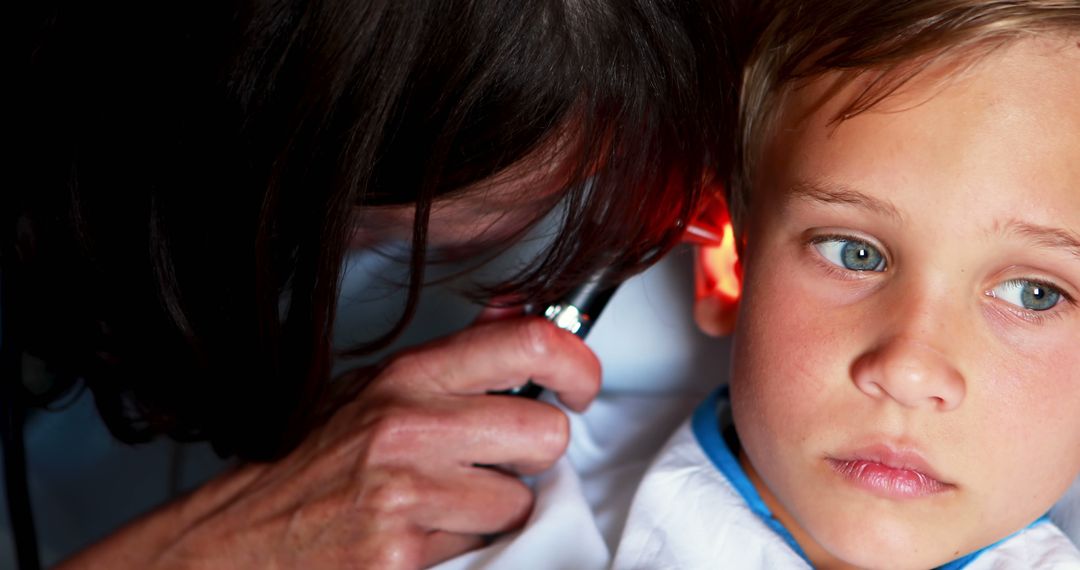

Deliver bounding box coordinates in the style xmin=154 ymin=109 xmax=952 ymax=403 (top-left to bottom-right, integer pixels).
xmin=813 ymin=237 xmax=887 ymax=272
xmin=989 ymin=279 xmax=1062 ymax=312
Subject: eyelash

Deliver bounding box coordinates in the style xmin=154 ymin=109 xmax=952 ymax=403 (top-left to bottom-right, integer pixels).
xmin=806 ymin=233 xmax=889 ymax=279
xmin=989 ymin=278 xmax=1076 ymax=325
xmin=804 ymin=233 xmax=1077 ymax=324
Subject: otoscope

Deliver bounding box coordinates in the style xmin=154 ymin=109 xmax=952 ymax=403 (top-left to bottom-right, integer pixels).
xmin=499 ymin=264 xmax=622 ymax=399
xmin=497 ymin=217 xmax=729 ymax=399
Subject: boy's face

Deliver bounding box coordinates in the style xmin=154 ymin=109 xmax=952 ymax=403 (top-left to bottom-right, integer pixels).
xmin=730 ymin=38 xmax=1080 ymax=569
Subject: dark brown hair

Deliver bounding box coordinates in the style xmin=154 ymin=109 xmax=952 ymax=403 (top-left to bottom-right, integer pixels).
xmin=12 ymin=0 xmax=736 ymax=459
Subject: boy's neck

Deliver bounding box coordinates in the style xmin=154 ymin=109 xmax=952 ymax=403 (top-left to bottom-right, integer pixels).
xmin=736 ymin=446 xmax=860 ymax=570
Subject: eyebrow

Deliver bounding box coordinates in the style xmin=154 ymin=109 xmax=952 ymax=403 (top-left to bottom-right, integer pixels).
xmin=996 ymin=219 xmax=1080 ymax=260
xmin=786 ymin=179 xmax=904 ymax=222
xmin=784 ymin=180 xmax=1080 ymax=259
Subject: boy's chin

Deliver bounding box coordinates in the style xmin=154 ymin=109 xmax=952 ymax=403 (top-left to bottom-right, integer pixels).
xmin=807 ymin=511 xmax=974 ymax=570
xmin=820 ymin=541 xmax=949 ymax=569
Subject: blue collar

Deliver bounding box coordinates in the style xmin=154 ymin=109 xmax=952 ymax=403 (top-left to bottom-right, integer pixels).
xmin=690 ymin=387 xmax=1047 ymax=570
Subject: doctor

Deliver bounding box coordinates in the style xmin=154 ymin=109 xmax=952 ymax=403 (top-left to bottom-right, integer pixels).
xmin=12 ymin=0 xmax=735 ymax=567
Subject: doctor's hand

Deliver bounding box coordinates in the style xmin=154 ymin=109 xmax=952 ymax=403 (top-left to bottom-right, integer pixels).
xmin=58 ymin=316 xmax=600 ymax=570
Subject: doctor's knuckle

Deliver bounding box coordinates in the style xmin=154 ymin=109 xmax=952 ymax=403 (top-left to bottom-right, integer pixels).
xmin=361 ymin=471 xmax=426 ymax=515
xmin=364 ymin=407 xmax=425 ymax=460
xmin=355 ymin=532 xmax=424 ymax=569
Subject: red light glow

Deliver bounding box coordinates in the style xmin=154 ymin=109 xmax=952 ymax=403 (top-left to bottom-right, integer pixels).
xmin=688 ymin=190 xmax=741 ymax=303
xmin=701 ymin=221 xmax=740 ymax=300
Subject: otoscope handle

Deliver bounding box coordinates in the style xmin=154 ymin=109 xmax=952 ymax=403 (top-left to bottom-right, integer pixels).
xmin=499 ymin=266 xmax=620 ymax=399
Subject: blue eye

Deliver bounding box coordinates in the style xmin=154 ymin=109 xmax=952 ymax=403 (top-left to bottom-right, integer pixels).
xmin=813 ymin=237 xmax=886 ymax=272
xmin=990 ymin=279 xmax=1062 ymax=311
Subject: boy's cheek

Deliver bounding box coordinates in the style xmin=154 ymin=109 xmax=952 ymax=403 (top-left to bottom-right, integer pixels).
xmin=995 ymin=357 xmax=1080 ymax=493
xmin=733 ymin=259 xmax=847 ymax=399
xmin=731 ymin=223 xmax=868 ymax=415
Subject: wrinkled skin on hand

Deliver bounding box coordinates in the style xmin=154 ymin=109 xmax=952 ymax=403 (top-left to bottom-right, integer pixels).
xmin=59 ymin=316 xmax=601 ymax=569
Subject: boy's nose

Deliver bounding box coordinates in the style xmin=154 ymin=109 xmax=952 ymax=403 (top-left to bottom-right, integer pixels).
xmin=850 ymin=337 xmax=966 ymax=412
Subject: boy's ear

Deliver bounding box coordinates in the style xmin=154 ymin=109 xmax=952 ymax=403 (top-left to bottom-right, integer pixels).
xmin=690 ymin=196 xmax=741 ymax=337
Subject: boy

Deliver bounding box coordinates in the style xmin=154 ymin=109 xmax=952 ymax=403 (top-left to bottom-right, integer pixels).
xmin=614 ymin=1 xmax=1080 ymax=568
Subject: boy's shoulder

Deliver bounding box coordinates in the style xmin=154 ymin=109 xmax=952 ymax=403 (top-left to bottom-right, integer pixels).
xmin=611 ymin=390 xmax=811 ymax=569
xmin=965 ymin=522 xmax=1080 ymax=570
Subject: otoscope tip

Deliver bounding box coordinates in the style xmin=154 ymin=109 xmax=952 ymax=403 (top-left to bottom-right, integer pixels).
xmin=683 ymin=222 xmax=725 ymax=247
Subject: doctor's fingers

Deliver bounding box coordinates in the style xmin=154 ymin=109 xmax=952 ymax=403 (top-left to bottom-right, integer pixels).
xmin=422 ymin=532 xmax=487 ymax=569
xmin=347 ymin=395 xmax=572 ymax=476
xmin=370 ymin=317 xmax=602 ymax=412
xmin=342 ymin=467 xmax=533 ymax=567
xmin=414 ymin=468 xmax=539 ymax=567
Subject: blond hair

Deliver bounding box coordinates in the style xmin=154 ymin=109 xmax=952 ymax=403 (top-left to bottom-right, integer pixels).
xmin=731 ymin=0 xmax=1080 ymax=232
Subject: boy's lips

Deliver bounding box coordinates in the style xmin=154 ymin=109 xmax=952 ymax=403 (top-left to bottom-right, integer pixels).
xmin=825 ymin=444 xmax=955 ymax=499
